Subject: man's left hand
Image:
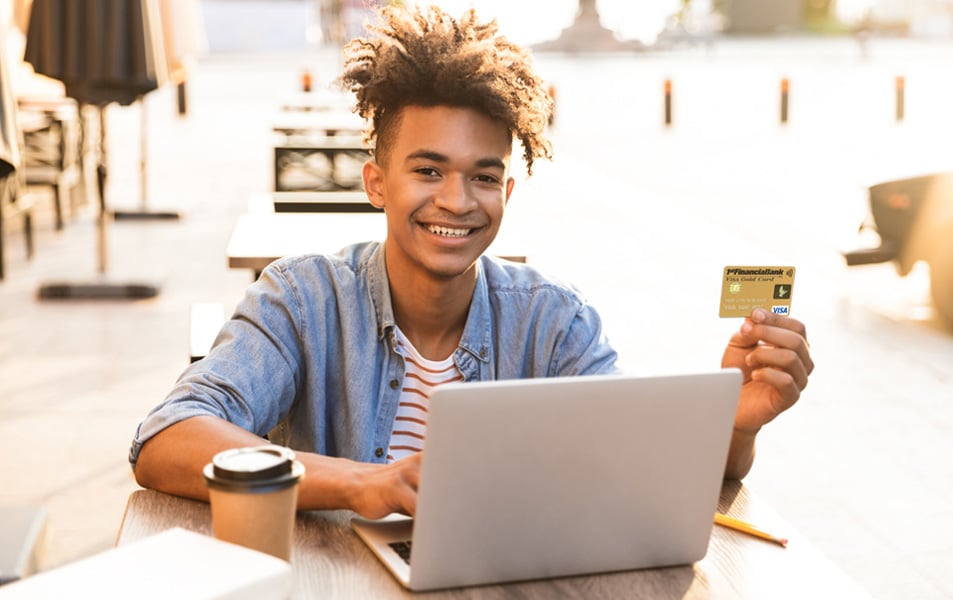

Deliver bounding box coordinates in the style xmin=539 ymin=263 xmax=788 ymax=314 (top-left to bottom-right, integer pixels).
xmin=722 ymin=307 xmax=814 ymax=434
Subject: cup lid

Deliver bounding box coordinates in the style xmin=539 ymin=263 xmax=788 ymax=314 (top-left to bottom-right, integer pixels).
xmin=203 ymin=445 xmax=304 ymax=492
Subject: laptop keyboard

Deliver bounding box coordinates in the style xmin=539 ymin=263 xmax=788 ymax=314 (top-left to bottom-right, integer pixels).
xmin=388 ymin=540 xmax=413 ymax=564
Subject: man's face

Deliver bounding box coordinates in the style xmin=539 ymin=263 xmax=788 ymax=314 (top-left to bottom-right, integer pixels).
xmin=364 ymin=105 xmax=515 ymax=284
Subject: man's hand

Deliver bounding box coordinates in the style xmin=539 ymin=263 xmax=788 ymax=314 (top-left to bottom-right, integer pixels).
xmin=720 ymin=308 xmax=814 ymax=479
xmin=136 ymin=416 xmax=426 ymax=518
xmin=346 ymin=453 xmax=422 ymax=519
xmin=722 ymin=307 xmax=814 ymax=433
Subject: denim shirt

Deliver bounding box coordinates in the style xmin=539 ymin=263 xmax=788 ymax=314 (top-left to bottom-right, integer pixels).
xmin=129 ymin=241 xmax=618 ymax=469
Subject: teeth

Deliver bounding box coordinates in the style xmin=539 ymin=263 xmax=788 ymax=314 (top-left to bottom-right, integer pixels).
xmin=428 ymin=225 xmax=471 ymax=238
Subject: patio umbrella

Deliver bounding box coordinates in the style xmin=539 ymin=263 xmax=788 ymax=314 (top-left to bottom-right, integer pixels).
xmin=25 ymin=0 xmax=159 ymax=106
xmin=24 ymin=0 xmax=165 ymax=299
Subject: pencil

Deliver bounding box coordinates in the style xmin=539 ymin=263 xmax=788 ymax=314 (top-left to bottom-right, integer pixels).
xmin=714 ymin=512 xmax=788 ymax=548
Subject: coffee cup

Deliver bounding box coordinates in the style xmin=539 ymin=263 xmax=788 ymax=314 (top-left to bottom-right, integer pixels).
xmin=203 ymin=445 xmax=305 ymax=561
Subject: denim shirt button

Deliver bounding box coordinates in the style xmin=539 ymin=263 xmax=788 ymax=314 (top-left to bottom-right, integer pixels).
xmin=375 ymin=447 xmax=385 ymax=458
xmin=479 ymin=349 xmax=487 ymax=359
xmin=389 ymin=379 xmax=399 ymax=389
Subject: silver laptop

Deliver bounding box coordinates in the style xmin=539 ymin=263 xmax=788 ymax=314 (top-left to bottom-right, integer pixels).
xmin=351 ymin=369 xmax=742 ymax=591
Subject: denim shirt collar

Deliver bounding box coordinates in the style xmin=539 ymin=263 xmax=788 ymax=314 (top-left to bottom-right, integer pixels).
xmin=367 ymin=243 xmax=396 ymax=342
xmin=366 ymin=243 xmax=492 ymax=368
xmin=457 ymin=261 xmax=493 ymax=366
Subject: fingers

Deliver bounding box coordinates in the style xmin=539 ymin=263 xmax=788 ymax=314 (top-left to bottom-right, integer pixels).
xmin=752 ymin=306 xmax=808 ymax=339
xmin=741 ymin=309 xmax=814 ymax=378
xmin=400 ymin=453 xmax=422 ymax=514
xmin=390 ymin=482 xmax=417 ymax=518
xmin=389 ymin=453 xmax=422 ymax=516
xmin=728 ymin=308 xmax=803 ymax=347
xmin=749 ymin=365 xmax=801 ymax=415
xmin=727 ymin=309 xmax=814 ymax=433
xmin=746 ymin=345 xmax=809 ymax=392
xmin=351 ymin=453 xmax=422 ymax=519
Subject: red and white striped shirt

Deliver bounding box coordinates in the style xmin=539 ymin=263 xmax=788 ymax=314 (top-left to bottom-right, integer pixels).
xmin=386 ymin=327 xmax=462 ymax=462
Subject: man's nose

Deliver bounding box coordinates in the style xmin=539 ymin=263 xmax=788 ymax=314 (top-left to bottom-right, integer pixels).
xmin=434 ymin=174 xmax=475 ymax=213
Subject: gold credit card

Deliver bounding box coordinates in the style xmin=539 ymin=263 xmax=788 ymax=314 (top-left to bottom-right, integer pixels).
xmin=720 ymin=266 xmax=795 ymax=318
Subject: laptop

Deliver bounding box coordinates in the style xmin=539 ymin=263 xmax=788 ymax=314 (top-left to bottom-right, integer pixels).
xmin=351 ymin=369 xmax=742 ymax=591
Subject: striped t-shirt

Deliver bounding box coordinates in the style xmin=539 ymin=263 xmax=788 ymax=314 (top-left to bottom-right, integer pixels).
xmin=386 ymin=327 xmax=463 ymax=462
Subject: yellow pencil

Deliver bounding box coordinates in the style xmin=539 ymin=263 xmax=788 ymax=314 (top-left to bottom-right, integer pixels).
xmin=714 ymin=512 xmax=788 ymax=548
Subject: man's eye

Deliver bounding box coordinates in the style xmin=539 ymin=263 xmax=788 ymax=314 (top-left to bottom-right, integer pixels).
xmin=416 ymin=167 xmax=439 ymax=177
xmin=475 ymin=174 xmax=500 ymax=184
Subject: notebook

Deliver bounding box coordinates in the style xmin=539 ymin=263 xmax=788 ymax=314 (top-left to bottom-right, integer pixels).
xmin=0 ymin=528 xmax=291 ymax=599
xmin=351 ymin=369 xmax=742 ymax=591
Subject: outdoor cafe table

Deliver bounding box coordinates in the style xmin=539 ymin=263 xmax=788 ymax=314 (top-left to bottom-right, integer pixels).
xmin=116 ymin=481 xmax=870 ymax=599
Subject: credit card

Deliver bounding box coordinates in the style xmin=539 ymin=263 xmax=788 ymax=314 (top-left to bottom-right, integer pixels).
xmin=720 ymin=266 xmax=795 ymax=318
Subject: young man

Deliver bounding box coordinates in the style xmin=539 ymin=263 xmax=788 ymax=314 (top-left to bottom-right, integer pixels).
xmin=130 ymin=5 xmax=813 ymax=520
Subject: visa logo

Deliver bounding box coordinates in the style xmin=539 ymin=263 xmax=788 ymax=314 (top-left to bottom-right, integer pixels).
xmin=772 ymin=306 xmax=789 ymax=315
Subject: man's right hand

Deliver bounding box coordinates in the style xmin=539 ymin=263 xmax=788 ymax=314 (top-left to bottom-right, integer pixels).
xmin=345 ymin=453 xmax=422 ymax=519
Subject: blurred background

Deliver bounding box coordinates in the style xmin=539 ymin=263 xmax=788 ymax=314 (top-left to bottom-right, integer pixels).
xmin=1 ymin=1 xmax=952 ymax=598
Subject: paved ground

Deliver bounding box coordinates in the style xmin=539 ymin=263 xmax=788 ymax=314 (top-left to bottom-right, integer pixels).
xmin=2 ymin=35 xmax=953 ymax=598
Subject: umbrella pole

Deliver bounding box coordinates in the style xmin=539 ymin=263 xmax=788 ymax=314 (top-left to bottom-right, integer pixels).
xmin=140 ymin=98 xmax=147 ymax=209
xmin=110 ymin=95 xmax=180 ymax=221
xmin=96 ymin=105 xmax=108 ymax=273
xmin=35 ymin=104 xmax=159 ymax=301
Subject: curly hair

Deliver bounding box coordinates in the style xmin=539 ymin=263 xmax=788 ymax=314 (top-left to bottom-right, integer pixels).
xmin=338 ymin=4 xmax=553 ymax=176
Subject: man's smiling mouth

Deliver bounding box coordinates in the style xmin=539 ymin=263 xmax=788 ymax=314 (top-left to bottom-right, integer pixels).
xmin=427 ymin=224 xmax=473 ymax=238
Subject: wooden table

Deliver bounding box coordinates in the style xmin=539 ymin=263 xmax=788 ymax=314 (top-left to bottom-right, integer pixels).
xmin=116 ymin=482 xmax=870 ymax=599
xmin=272 ymin=111 xmax=365 ymax=138
xmin=268 ymin=191 xmax=382 ymax=214
xmin=225 ymin=212 xmax=384 ymax=279
xmin=226 ymin=212 xmax=527 ymax=280
xmin=278 ymin=91 xmax=354 ymax=114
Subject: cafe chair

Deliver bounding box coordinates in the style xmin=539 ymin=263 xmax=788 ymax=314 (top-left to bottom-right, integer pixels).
xmin=19 ymin=98 xmax=83 ymax=231
xmin=0 ymin=161 xmax=35 ymax=281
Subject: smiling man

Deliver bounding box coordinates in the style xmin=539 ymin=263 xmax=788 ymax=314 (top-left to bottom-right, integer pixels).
xmin=365 ymin=104 xmax=515 ymax=360
xmin=130 ymin=5 xmax=813 ymax=518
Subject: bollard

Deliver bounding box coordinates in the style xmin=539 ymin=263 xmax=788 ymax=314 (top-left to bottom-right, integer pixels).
xmin=664 ymin=79 xmax=672 ymax=127
xmin=176 ymin=81 xmax=187 ymax=116
xmin=895 ymin=75 xmax=905 ymax=122
xmin=780 ymin=77 xmax=789 ymax=124
xmin=547 ymin=84 xmax=556 ymax=126
xmin=301 ymin=69 xmax=313 ymax=93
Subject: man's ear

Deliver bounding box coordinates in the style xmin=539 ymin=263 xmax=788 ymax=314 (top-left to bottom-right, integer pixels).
xmin=363 ymin=160 xmax=385 ymax=209
xmin=504 ymin=177 xmax=515 ymax=206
